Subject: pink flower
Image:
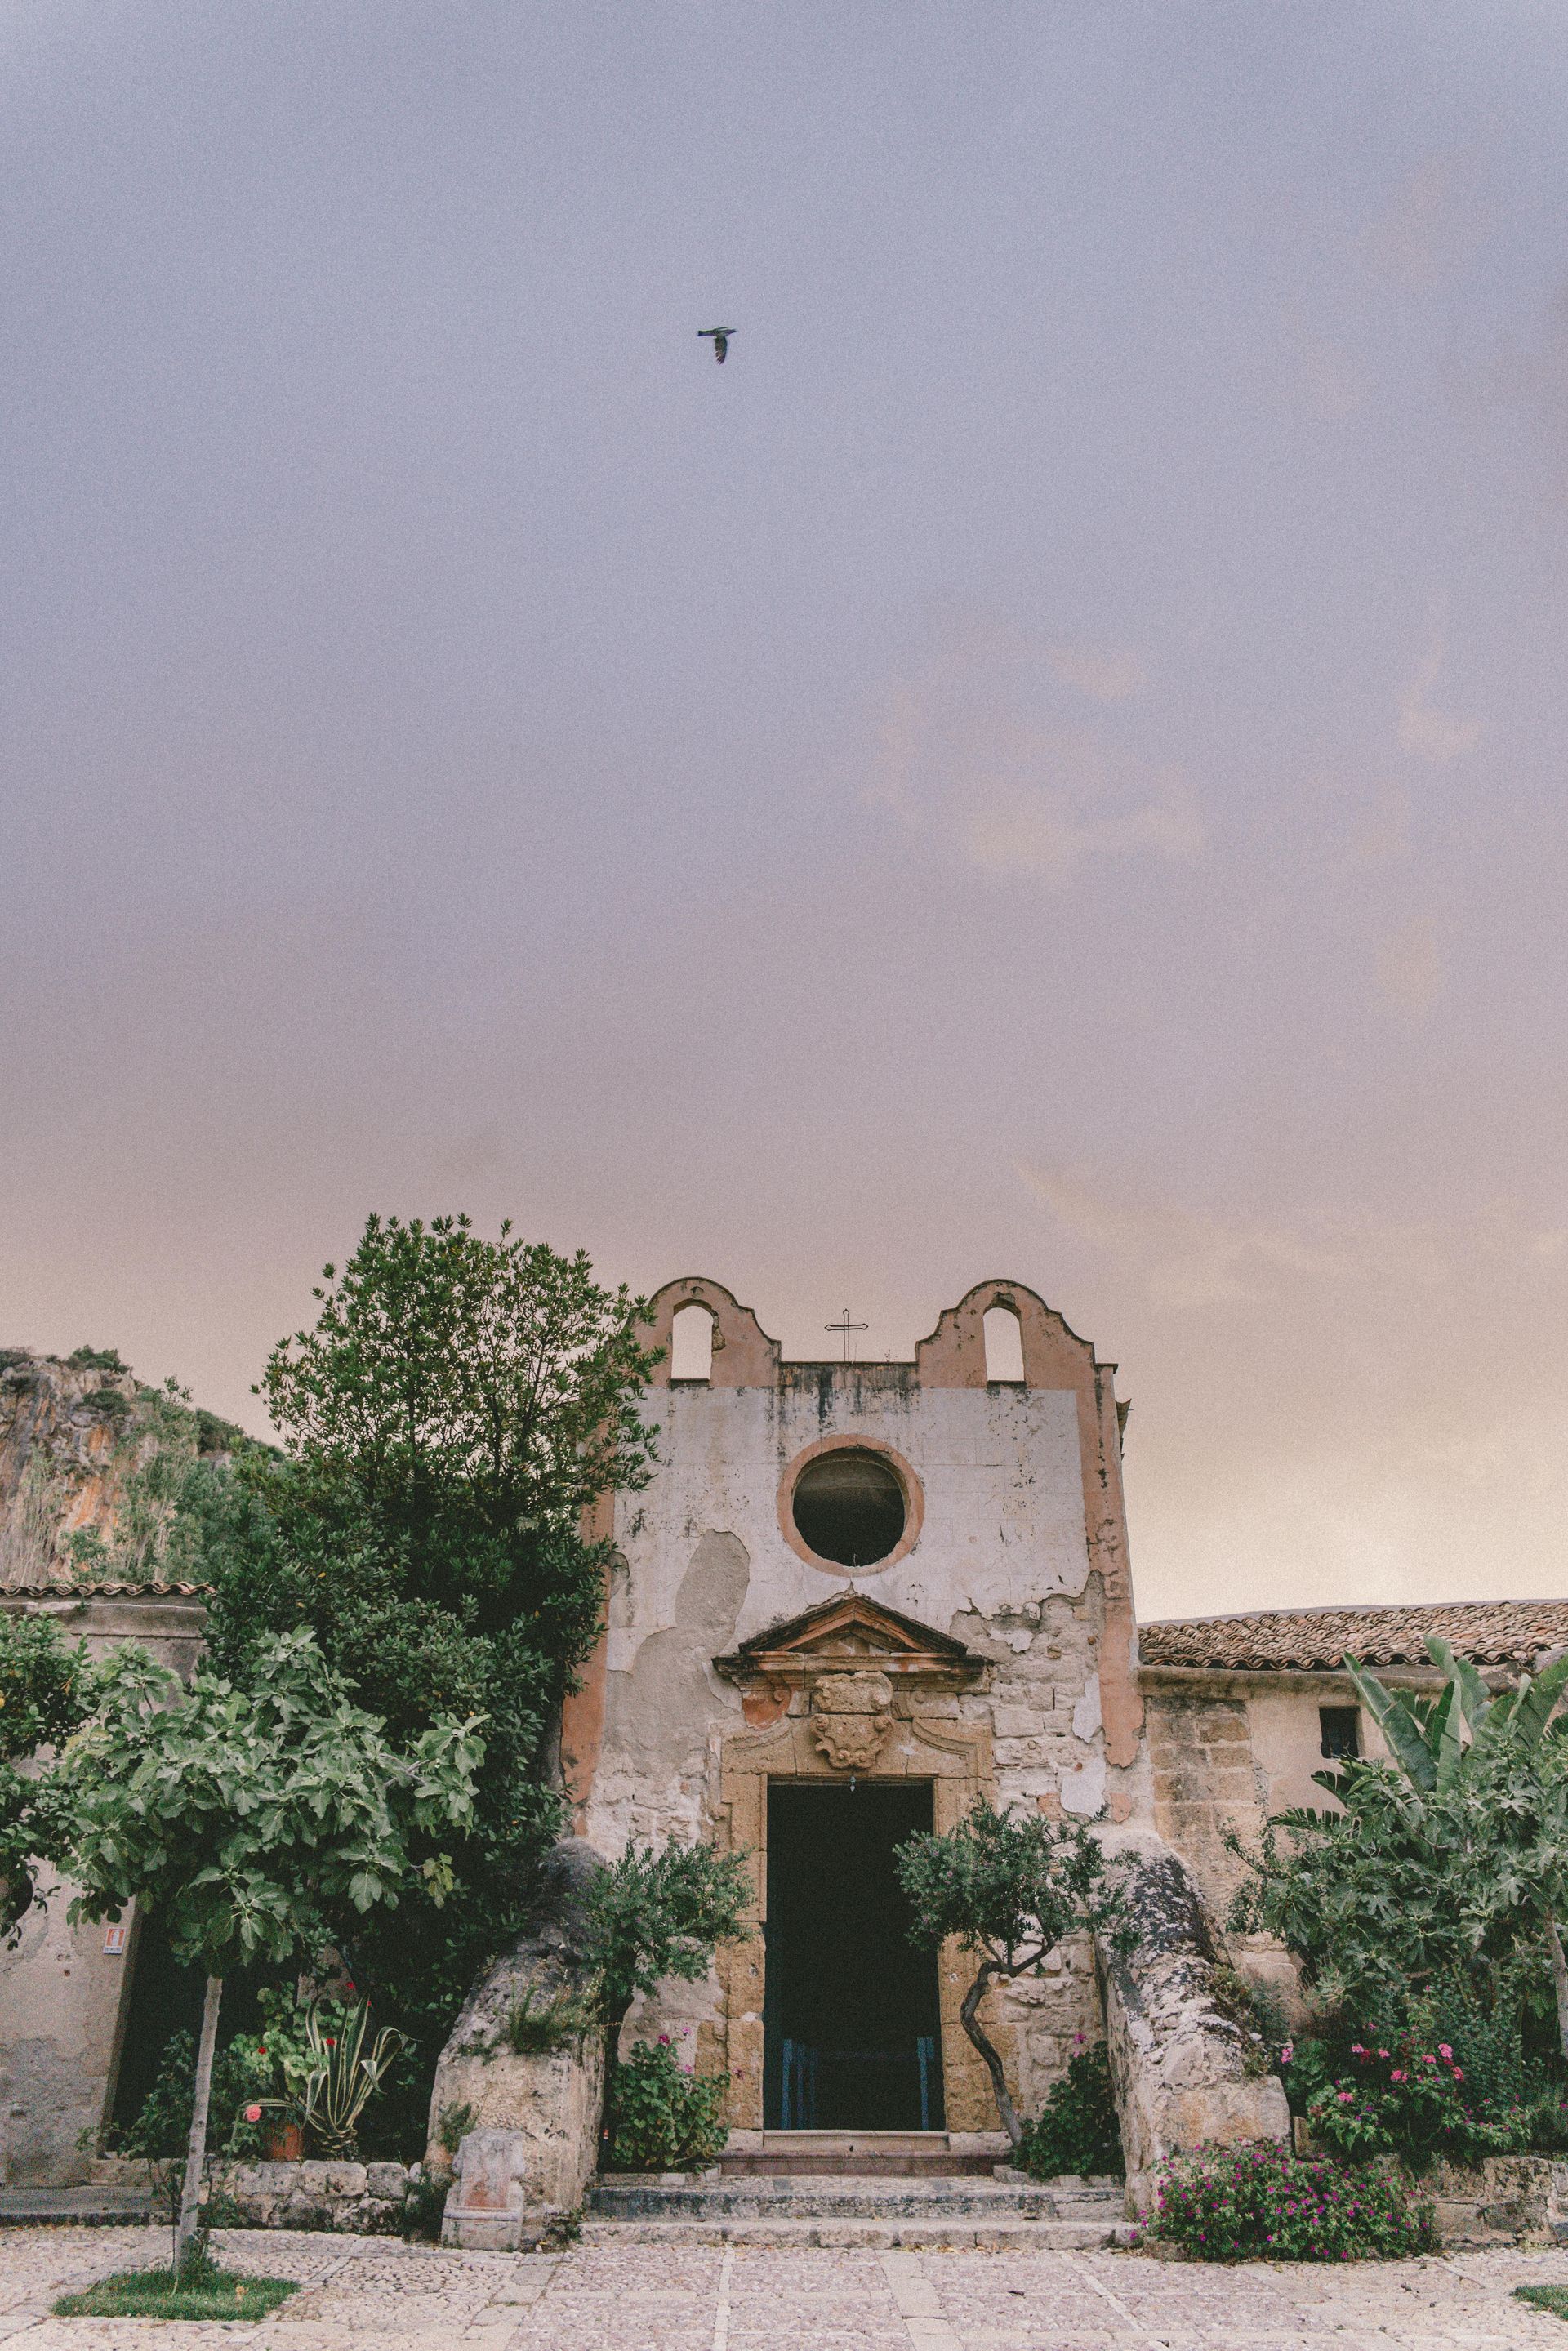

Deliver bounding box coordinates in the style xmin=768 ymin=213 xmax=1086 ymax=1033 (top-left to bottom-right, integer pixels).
xmin=1336 ymin=2091 xmax=1353 ymax=2104
xmin=1421 ymin=2053 xmax=1437 ymax=2066
xmin=1391 ymin=2070 xmax=1407 ymax=2082
xmin=1280 ymin=2042 xmax=1294 ymax=2064
xmin=1377 ymin=2049 xmax=1389 ymax=2059
xmin=244 ymin=2104 xmax=262 ymax=2122
xmin=1453 ymin=2068 xmax=1463 ymax=2081
xmin=1351 ymin=2043 xmax=1366 ymax=2056
xmin=658 ymin=2034 xmax=670 ymax=2046
xmin=1438 ymin=2044 xmax=1453 ymax=2061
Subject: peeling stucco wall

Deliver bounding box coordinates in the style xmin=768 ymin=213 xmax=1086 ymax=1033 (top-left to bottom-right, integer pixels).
xmin=573 ymin=1278 xmax=1141 ymax=2126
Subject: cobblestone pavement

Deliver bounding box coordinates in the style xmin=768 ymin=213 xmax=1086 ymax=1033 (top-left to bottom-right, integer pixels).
xmin=7 ymin=2229 xmax=1568 ymax=2349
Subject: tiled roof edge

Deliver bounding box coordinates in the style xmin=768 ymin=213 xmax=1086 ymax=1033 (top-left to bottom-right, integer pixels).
xmin=1138 ymin=1598 xmax=1568 ymax=1671
xmin=0 ymin=1580 xmax=211 ymax=1598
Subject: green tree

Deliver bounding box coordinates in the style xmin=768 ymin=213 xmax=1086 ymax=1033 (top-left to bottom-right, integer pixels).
xmin=1229 ymin=1640 xmax=1568 ymax=2059
xmin=0 ymin=1611 xmax=92 ymax=1935
xmin=583 ymin=1838 xmax=751 ymax=2163
xmin=192 ymin=1213 xmax=661 ymax=2082
xmin=893 ymin=1801 xmax=1133 ymax=2145
xmin=50 ymin=1627 xmax=482 ymax=2260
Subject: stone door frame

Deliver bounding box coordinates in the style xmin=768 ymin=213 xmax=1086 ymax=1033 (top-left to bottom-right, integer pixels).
xmin=710 ymin=1707 xmax=997 ymax=2134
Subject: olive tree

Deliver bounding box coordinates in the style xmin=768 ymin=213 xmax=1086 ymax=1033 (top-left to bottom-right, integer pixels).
xmin=51 ymin=1627 xmax=483 ymax=2260
xmin=894 ymin=1801 xmax=1133 ymax=2146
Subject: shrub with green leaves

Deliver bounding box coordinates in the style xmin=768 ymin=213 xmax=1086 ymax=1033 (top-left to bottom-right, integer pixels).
xmin=1014 ymin=2041 xmax=1123 ymax=2180
xmin=116 ymin=2030 xmax=276 ymax=2164
xmin=1150 ymin=2141 xmax=1435 ymax=2262
xmin=584 ymin=1836 xmax=749 ymax=2155
xmin=1303 ymin=2036 xmax=1506 ymax=2170
xmin=191 ymin=1213 xmax=662 ymax=2121
xmin=1229 ymin=1639 xmax=1568 ymax=2060
xmin=605 ymin=2039 xmax=728 ymax=2172
xmin=0 ymin=1610 xmax=92 ymax=1935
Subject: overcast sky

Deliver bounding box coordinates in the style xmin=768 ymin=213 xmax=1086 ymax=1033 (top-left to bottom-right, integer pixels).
xmin=4 ymin=2 xmax=1566 ymax=1620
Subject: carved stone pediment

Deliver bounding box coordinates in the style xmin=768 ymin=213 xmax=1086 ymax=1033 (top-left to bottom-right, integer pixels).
xmin=808 ymin=1668 xmax=893 ymax=1770
xmin=712 ymin=1592 xmax=987 ymax=1703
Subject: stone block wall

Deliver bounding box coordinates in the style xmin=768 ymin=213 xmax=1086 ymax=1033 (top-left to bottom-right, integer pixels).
xmin=207 ymin=2158 xmax=421 ymax=2234
xmin=1145 ymin=1691 xmax=1267 ymax=1917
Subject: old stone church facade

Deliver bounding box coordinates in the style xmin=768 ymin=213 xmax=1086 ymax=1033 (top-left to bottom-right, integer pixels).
xmin=558 ymin=1274 xmax=1143 ymax=2139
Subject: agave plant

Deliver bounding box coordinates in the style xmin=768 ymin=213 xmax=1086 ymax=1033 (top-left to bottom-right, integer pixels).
xmin=293 ymin=2000 xmax=409 ymax=2157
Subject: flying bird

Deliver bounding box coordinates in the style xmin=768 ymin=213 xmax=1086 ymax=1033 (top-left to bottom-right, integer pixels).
xmin=698 ymin=328 xmax=735 ymax=364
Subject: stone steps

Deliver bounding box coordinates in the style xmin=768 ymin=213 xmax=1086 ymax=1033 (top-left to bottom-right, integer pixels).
xmin=586 ymin=2171 xmax=1130 ymax=2247
xmin=0 ymin=2187 xmax=156 ymax=2225
xmin=716 ymin=2130 xmax=1003 ymax=2179
xmin=580 ymin=2215 xmax=1137 ymax=2250
xmin=593 ymin=2174 xmax=1119 ymax=2219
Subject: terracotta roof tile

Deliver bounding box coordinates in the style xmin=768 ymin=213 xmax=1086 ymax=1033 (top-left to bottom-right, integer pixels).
xmin=0 ymin=1580 xmax=209 ymax=1599
xmin=1138 ymin=1599 xmax=1568 ymax=1672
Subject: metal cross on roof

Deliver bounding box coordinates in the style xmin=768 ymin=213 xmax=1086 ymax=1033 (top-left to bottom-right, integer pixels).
xmin=826 ymin=1307 xmax=868 ymax=1363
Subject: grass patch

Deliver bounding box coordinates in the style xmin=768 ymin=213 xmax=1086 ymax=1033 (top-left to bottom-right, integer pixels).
xmin=1517 ymin=2285 xmax=1568 ymax=2320
xmin=53 ymin=2264 xmax=300 ymax=2322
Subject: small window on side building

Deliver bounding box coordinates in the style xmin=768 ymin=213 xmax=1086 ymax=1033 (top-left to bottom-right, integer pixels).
xmin=670 ymin=1304 xmax=715 ymax=1383
xmin=1319 ymin=1706 xmax=1360 ymax=1759
xmin=983 ymin=1305 xmax=1026 ymax=1384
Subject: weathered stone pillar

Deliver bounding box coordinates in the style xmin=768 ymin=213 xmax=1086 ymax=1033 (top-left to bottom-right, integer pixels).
xmin=1094 ymin=1828 xmax=1289 ymax=2214
xmin=425 ymin=1837 xmax=606 ymax=2219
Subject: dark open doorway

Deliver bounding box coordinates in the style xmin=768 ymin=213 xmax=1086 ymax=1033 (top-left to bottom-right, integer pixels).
xmin=763 ymin=1781 xmax=944 ymax=2131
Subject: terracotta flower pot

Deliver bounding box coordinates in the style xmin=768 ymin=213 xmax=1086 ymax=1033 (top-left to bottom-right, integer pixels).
xmin=265 ymin=2122 xmax=303 ymax=2162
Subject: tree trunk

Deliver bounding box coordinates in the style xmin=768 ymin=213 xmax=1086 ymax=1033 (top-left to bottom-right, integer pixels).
xmin=175 ymin=1975 xmax=223 ymax=2269
xmin=960 ymin=1960 xmax=1022 ymax=2147
xmin=1548 ymin=1919 xmax=1568 ymax=2063
xmin=599 ymin=2006 xmax=629 ymax=2171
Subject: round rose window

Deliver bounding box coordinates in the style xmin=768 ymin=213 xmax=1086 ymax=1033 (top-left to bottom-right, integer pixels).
xmin=791 ymin=1446 xmax=906 ymax=1568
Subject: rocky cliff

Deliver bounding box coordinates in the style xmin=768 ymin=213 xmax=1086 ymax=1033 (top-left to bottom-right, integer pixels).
xmin=0 ymin=1347 xmax=247 ymax=1587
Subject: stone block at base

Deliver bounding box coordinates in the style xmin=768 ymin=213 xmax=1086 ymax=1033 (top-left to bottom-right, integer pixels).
xmin=441 ymin=2129 xmax=543 ymax=2252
